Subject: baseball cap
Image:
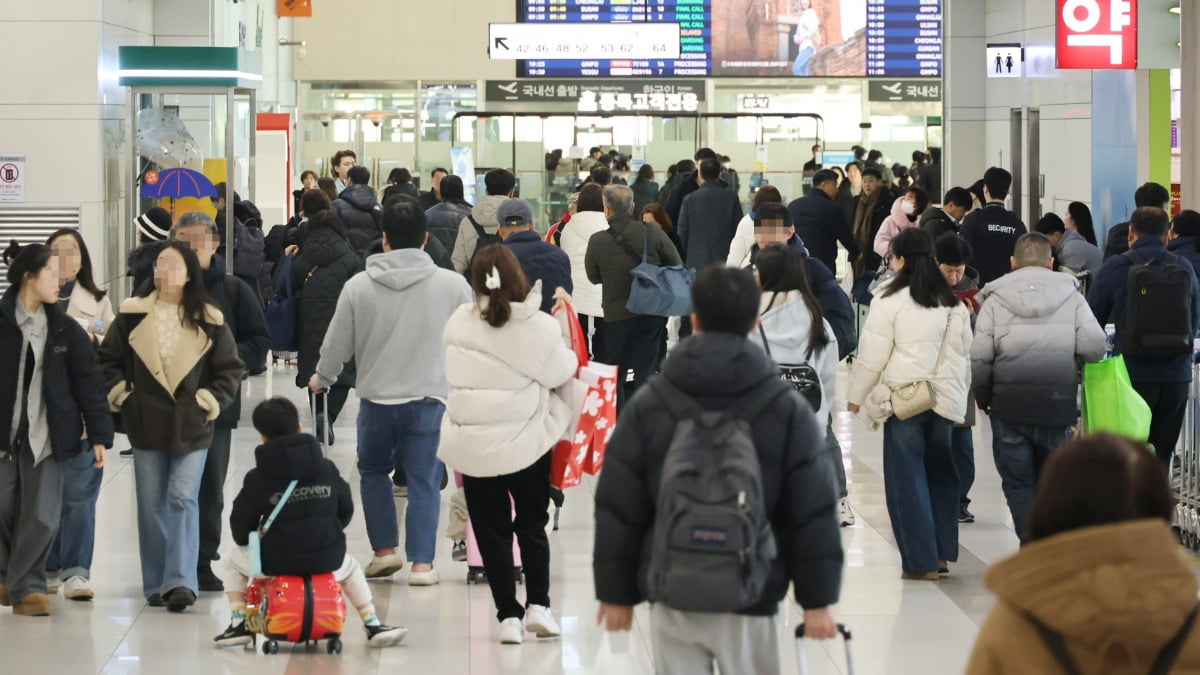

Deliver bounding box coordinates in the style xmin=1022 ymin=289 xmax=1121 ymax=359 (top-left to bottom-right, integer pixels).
xmin=496 ymin=198 xmax=534 ymax=226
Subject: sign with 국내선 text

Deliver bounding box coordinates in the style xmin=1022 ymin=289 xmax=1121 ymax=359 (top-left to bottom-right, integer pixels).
xmin=0 ymin=155 xmax=25 ymax=203
xmin=1056 ymin=0 xmax=1138 ymax=69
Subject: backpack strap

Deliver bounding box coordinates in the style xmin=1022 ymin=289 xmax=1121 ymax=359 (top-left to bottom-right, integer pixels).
xmin=1023 ymin=612 xmax=1082 ymax=675
xmin=467 ymin=215 xmax=487 ymax=238
xmin=1150 ymin=604 xmax=1200 ymax=675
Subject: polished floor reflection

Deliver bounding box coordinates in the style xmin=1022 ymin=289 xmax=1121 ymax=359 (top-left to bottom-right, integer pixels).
xmin=0 ymin=364 xmax=1030 ymax=674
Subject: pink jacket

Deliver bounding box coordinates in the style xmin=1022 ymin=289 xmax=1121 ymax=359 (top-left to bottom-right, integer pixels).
xmin=873 ymin=197 xmax=923 ymax=260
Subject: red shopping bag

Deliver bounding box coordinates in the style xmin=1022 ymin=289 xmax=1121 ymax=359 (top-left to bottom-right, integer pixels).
xmin=550 ymin=303 xmax=617 ymax=487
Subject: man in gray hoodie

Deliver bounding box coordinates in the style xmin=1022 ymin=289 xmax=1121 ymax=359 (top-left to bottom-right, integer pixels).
xmin=452 ymin=169 xmax=515 ymax=274
xmin=970 ymin=233 xmax=1107 ymax=543
xmin=311 ymin=199 xmax=472 ymax=585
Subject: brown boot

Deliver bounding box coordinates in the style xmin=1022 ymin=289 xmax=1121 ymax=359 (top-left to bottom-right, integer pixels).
xmin=13 ymin=592 xmax=51 ymax=616
xmin=0 ymin=584 xmax=9 ymax=606
xmin=901 ymin=571 xmax=941 ymax=581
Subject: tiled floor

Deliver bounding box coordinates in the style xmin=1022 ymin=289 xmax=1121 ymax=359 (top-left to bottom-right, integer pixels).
xmin=0 ymin=363 xmax=1029 ymax=674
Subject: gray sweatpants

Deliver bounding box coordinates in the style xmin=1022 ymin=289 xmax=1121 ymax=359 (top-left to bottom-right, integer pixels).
xmin=0 ymin=447 xmax=63 ymax=603
xmin=651 ymin=604 xmax=781 ymax=675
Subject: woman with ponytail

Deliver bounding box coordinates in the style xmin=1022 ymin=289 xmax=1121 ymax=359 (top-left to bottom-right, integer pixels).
xmin=0 ymin=241 xmax=113 ymax=616
xmin=847 ymin=227 xmax=972 ymax=581
xmin=438 ymin=244 xmax=578 ymax=645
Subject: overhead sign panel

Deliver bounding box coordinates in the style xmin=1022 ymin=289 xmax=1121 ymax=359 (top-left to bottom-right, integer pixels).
xmin=868 ymin=79 xmax=943 ymax=102
xmin=1056 ymin=0 xmax=1138 ymax=69
xmin=488 ymin=23 xmax=681 ymax=61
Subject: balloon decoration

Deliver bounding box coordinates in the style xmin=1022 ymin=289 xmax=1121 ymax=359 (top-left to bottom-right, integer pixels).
xmin=136 ymin=107 xmax=205 ymax=170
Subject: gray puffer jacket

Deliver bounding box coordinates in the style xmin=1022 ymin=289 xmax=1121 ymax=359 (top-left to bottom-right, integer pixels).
xmin=970 ymin=266 xmax=1107 ymax=427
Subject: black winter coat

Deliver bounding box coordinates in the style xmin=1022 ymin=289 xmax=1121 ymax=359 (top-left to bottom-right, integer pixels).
xmin=593 ymin=332 xmax=843 ymax=616
xmin=291 ymin=220 xmax=362 ymax=387
xmin=425 ymin=200 xmax=473 ymax=255
xmin=0 ymin=289 xmax=114 ymax=460
xmin=920 ymin=207 xmax=961 ymax=240
xmin=228 ymin=433 xmax=353 ymax=576
xmin=203 ymin=255 xmax=271 ymax=422
xmin=504 ymin=230 xmax=572 ymax=314
xmin=99 ymin=294 xmax=245 ymax=454
xmin=788 ymin=188 xmax=861 ymax=275
xmin=677 ymin=182 xmax=743 ymax=270
xmin=333 ymin=185 xmax=383 ymax=255
xmin=127 ymin=241 xmax=164 ymax=293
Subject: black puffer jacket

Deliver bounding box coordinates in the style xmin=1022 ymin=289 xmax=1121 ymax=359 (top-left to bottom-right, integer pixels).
xmin=0 ymin=288 xmax=114 ymax=460
xmin=333 ymin=185 xmax=383 ymax=255
xmin=291 ymin=219 xmax=362 ymax=388
xmin=126 ymin=241 xmax=164 ymax=293
xmin=593 ymin=332 xmax=843 ymax=616
xmin=228 ymin=433 xmax=353 ymax=576
xmin=202 ymin=255 xmax=271 ymax=422
xmin=425 ymin=199 xmax=473 ymax=254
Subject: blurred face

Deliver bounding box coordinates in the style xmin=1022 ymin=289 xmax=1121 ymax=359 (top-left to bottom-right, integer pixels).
xmin=862 ymin=174 xmax=882 ymax=194
xmin=432 ymin=170 xmax=447 ymax=193
xmin=1044 ymin=231 xmax=1064 ymax=248
xmin=939 ymin=263 xmax=965 ymax=287
xmin=153 ymin=247 xmax=189 ymax=294
xmin=302 ymin=174 xmax=318 ymax=191
xmin=173 ymin=224 xmax=219 ymax=269
xmin=50 ymin=235 xmax=82 ymax=283
xmin=755 ymin=219 xmax=793 ymax=247
xmin=642 ymin=213 xmax=658 ymax=226
xmin=848 ymin=163 xmax=862 ymax=187
xmin=24 ymin=258 xmax=61 ymax=305
xmin=336 ymin=155 xmax=356 ymax=180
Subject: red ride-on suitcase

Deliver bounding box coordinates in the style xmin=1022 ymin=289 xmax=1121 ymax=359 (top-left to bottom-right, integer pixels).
xmin=246 ymin=573 xmax=347 ymax=655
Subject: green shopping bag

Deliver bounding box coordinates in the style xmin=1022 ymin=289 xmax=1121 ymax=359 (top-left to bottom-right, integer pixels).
xmin=1082 ymin=356 xmax=1152 ymax=442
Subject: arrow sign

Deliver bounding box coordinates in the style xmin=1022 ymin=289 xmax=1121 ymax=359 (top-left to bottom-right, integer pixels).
xmin=487 ymin=23 xmax=680 ymax=61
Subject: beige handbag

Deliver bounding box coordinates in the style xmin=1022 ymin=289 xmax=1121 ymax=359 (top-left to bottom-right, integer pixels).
xmin=890 ymin=312 xmax=954 ymax=421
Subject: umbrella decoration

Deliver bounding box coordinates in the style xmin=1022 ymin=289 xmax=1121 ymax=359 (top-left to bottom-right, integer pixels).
xmin=141 ymin=167 xmax=219 ymax=217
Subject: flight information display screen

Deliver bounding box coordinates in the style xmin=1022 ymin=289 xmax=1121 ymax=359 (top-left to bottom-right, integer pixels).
xmin=517 ymin=0 xmax=941 ymax=78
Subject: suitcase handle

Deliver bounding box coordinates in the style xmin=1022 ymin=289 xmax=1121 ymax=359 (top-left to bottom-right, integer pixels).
xmin=795 ymin=623 xmax=851 ymax=641
xmin=796 ymin=623 xmax=854 ymax=675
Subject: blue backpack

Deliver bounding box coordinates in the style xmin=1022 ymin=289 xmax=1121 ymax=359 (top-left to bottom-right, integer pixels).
xmin=264 ymin=254 xmax=299 ymax=351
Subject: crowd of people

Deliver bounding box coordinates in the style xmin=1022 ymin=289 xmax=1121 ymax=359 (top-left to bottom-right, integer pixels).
xmin=2 ymin=141 xmax=1199 ymax=672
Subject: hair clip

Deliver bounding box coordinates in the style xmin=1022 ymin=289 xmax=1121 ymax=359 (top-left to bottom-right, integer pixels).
xmin=485 ymin=266 xmax=502 ymax=290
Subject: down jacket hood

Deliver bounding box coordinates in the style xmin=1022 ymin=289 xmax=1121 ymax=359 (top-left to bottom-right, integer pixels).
xmin=978 ymin=266 xmax=1077 ymax=320
xmin=439 ymin=283 xmax=579 ymax=478
xmin=471 ymin=194 xmax=507 ymax=228
xmin=366 ymin=248 xmax=437 ymax=291
xmin=339 ymin=184 xmax=379 ymax=212
xmin=254 ymin=433 xmax=325 ymax=481
xmin=663 ymin=331 xmax=780 ymax=400
xmin=970 ymin=520 xmax=1200 ymax=674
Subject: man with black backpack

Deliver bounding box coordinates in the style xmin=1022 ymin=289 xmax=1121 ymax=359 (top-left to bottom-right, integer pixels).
xmin=1088 ymin=207 xmax=1200 ymax=468
xmin=593 ymin=266 xmax=842 ymax=673
xmin=451 ymin=169 xmax=513 ymax=274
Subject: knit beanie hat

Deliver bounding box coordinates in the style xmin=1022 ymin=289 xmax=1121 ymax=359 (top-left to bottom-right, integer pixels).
xmin=136 ymin=207 xmax=172 ymax=241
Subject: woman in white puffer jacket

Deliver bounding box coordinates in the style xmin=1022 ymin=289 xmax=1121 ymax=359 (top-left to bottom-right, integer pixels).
xmin=847 ymin=227 xmax=972 ymax=582
xmin=559 ymin=184 xmax=609 ymax=356
xmin=439 ymin=244 xmax=578 ymax=646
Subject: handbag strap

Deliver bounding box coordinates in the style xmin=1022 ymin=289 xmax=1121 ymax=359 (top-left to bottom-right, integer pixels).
xmin=930 ymin=310 xmax=955 ymax=380
xmin=608 ymin=228 xmax=643 ymax=266
xmin=756 ymin=292 xmax=781 ymax=358
xmin=261 ymin=480 xmax=298 ymax=535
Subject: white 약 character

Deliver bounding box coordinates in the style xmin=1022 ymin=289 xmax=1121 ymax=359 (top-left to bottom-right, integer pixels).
xmin=1061 ymin=0 xmax=1129 ymax=65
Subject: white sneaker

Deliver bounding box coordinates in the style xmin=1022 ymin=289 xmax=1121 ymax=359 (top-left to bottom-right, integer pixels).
xmin=838 ymin=498 xmax=856 ymax=527
xmin=365 ymin=554 xmax=405 ymax=579
xmin=499 ymin=617 xmax=525 ymax=644
xmin=63 ymin=576 xmax=94 ymax=601
xmin=46 ymin=575 xmax=61 ymax=595
xmin=407 ymin=568 xmax=439 ymax=587
xmin=524 ymin=605 xmax=561 ymax=639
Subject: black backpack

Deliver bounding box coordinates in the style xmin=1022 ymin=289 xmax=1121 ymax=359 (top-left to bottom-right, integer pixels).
xmin=1123 ymin=250 xmax=1194 ymax=358
xmin=467 ymin=215 xmax=503 ymax=270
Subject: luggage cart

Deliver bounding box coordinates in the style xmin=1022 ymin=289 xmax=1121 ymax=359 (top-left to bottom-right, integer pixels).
xmin=1176 ymin=358 xmax=1200 ymax=552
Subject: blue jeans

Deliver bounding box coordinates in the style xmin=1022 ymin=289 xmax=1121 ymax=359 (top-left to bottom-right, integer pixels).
xmin=990 ymin=418 xmax=1067 ymax=544
xmin=357 ymin=399 xmax=445 ymax=563
xmin=47 ymin=441 xmax=103 ymax=580
xmin=953 ymin=427 xmax=974 ymax=510
xmin=792 ymin=45 xmax=814 ymax=76
xmin=883 ymin=411 xmax=960 ymax=574
xmin=132 ymin=448 xmax=207 ymax=599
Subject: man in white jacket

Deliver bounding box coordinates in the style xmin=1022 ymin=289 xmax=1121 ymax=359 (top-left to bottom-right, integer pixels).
xmin=311 ymin=199 xmax=472 ymax=586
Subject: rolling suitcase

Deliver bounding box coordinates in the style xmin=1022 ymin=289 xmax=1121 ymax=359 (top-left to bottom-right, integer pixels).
xmin=308 ymin=391 xmax=330 ymax=456
xmin=796 ymin=623 xmax=854 ymax=675
xmin=248 ymin=573 xmax=347 ymax=655
xmin=458 ymin=471 xmax=524 ymax=585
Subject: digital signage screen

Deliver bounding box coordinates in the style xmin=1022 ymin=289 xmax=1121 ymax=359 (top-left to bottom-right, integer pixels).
xmin=517 ymin=0 xmax=941 ymax=78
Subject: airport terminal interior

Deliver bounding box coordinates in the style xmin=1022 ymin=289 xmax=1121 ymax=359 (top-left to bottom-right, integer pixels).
xmin=3 ymin=0 xmax=1200 ymax=673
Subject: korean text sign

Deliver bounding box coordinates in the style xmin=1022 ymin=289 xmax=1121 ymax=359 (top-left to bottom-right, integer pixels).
xmin=1056 ymin=0 xmax=1138 ymax=69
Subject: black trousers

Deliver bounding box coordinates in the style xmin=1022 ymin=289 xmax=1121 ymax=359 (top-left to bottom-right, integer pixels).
xmin=577 ymin=313 xmax=607 ymax=362
xmin=198 ymin=425 xmax=232 ymax=567
xmin=603 ymin=315 xmax=665 ymax=410
xmin=462 ymin=453 xmax=552 ymax=622
xmin=1131 ymin=380 xmax=1190 ymax=467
